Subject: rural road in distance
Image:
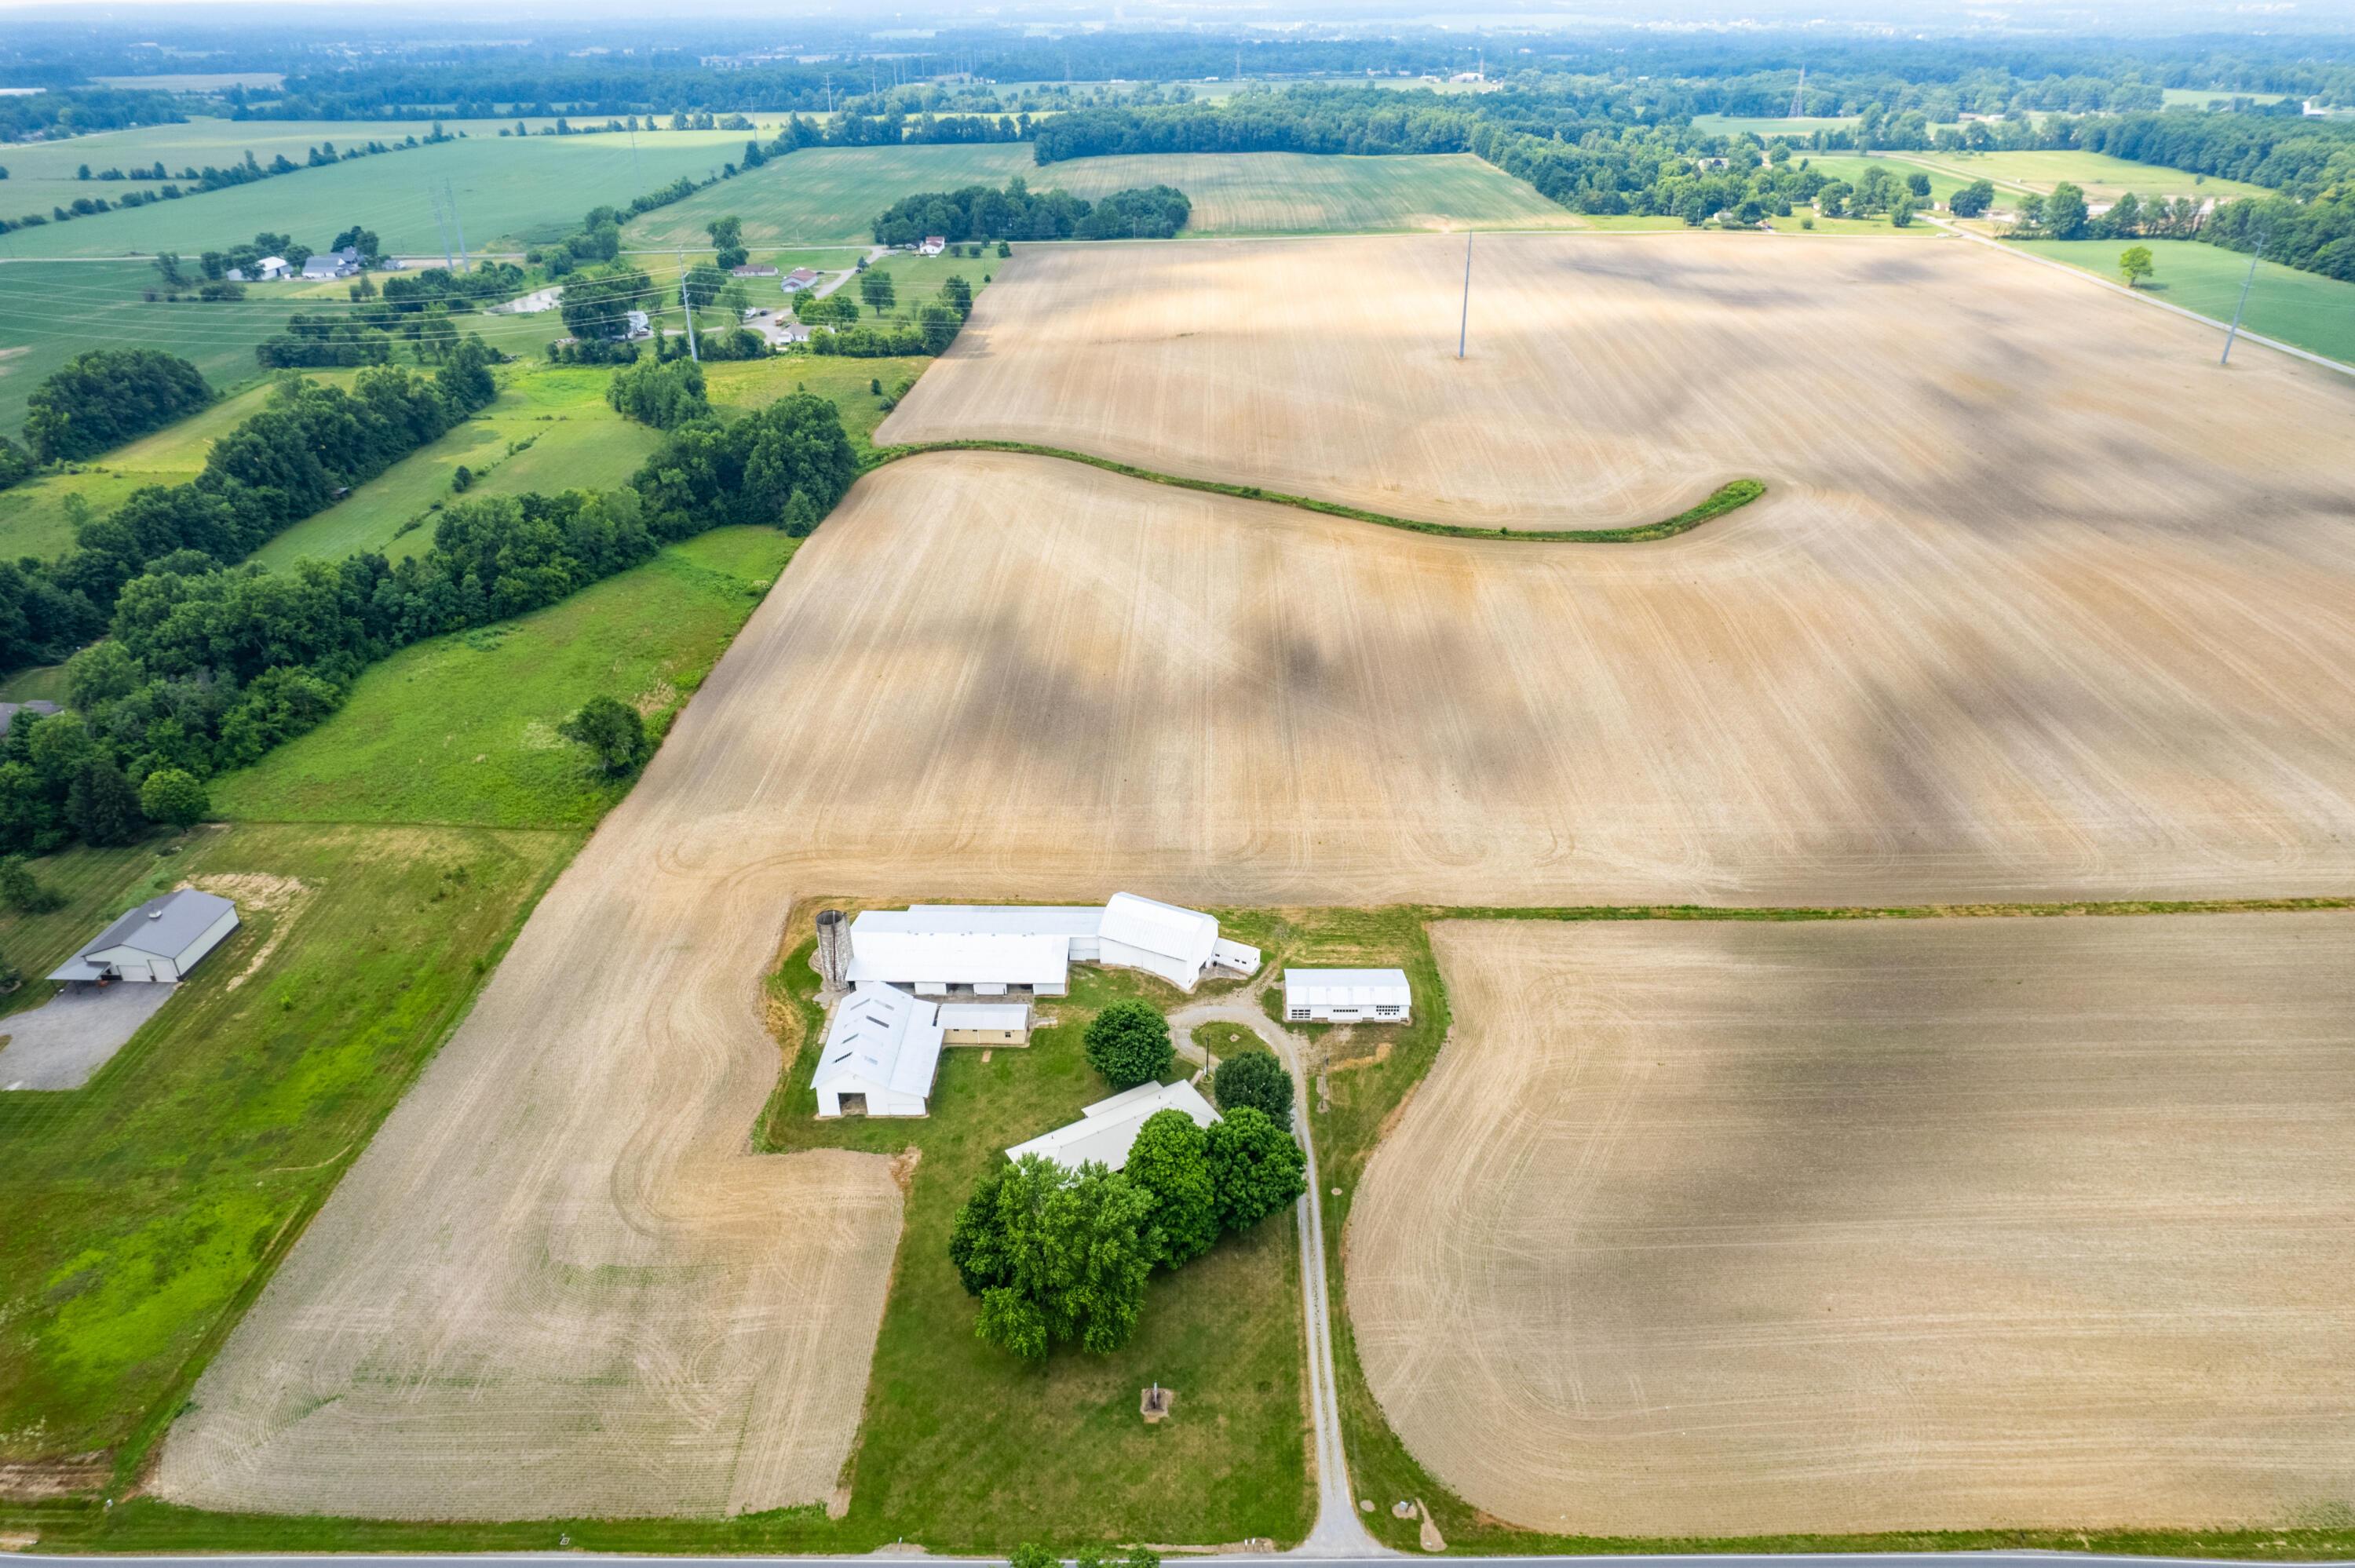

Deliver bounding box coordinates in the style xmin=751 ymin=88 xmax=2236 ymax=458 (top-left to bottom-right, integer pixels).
xmin=23 ymin=1544 xmax=2355 ymax=1554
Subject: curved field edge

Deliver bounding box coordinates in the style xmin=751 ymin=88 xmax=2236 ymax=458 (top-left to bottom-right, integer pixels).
xmin=870 ymin=439 xmax=1767 ymax=543
xmin=1270 ymin=895 xmax=2355 ymax=1562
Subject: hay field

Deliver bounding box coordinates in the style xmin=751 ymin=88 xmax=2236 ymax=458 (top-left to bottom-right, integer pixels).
xmin=622 ymin=144 xmax=1039 ymax=247
xmin=1350 ymin=915 xmax=2355 ymax=1534
xmin=165 ymin=233 xmax=2355 ymax=1519
xmin=1043 ymin=151 xmax=1583 ymax=235
xmin=876 ymin=235 xmax=2354 ymax=532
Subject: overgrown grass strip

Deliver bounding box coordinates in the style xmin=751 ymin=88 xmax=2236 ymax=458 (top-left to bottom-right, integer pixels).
xmin=869 ymin=437 xmax=1765 ymax=542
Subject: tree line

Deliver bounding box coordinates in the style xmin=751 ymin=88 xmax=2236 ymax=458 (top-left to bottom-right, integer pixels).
xmin=871 ymin=177 xmax=1192 ymax=246
xmin=0 ymin=387 xmax=858 ymax=854
xmin=0 ymin=130 xmax=445 ymax=239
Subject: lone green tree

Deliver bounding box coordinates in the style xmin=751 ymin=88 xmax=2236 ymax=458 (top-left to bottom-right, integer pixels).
xmin=707 ymin=213 xmax=748 ymax=271
xmin=560 ymin=696 xmax=650 ymax=776
xmin=1123 ymin=1108 xmax=1218 ymax=1265
xmin=1948 ymin=179 xmax=1996 ymax=219
xmin=1213 ymin=1047 xmax=1293 ymax=1123
xmin=1205 ymin=1106 xmax=1307 ymax=1234
xmin=1084 ymin=998 xmax=1172 ymax=1089
xmin=859 ymin=268 xmax=896 ymax=316
xmin=0 ymin=855 xmax=63 ymax=914
xmin=138 ymin=767 xmax=210 ymax=829
xmin=2119 ymin=244 xmax=2156 ymax=288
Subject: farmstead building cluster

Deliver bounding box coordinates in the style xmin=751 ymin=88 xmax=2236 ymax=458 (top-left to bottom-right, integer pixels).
xmin=845 ymin=892 xmax=1259 ymax=997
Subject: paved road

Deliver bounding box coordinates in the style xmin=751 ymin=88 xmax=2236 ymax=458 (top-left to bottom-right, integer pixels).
xmin=23 ymin=1544 xmax=2355 ymax=1554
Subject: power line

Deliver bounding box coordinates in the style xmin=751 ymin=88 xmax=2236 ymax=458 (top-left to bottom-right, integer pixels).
xmin=1458 ymin=231 xmax=1473 ymax=359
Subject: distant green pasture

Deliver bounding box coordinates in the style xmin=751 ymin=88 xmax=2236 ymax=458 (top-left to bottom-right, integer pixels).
xmin=2011 ymin=239 xmax=2355 ymax=367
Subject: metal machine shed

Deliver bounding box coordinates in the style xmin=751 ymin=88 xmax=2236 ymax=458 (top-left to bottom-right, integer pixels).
xmin=1006 ymin=1080 xmax=1221 ymax=1172
xmin=813 ymin=984 xmax=945 ymax=1118
xmin=48 ymin=889 xmax=239 ymax=984
xmin=1283 ymin=967 xmax=1412 ymax=1024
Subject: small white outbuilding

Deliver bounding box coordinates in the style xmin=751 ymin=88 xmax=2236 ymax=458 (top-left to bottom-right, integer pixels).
xmin=48 ymin=888 xmax=239 ymax=984
xmin=1283 ymin=968 xmax=1412 ymax=1025
xmin=1006 ymin=1079 xmax=1221 ymax=1172
xmin=813 ymin=983 xmax=944 ymax=1118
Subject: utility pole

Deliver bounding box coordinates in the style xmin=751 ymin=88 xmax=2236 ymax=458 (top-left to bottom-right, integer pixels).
xmin=626 ymin=120 xmax=642 ymax=185
xmin=678 ymin=252 xmax=701 ymax=363
xmin=1458 ymin=231 xmax=1473 ymax=359
xmin=1789 ymin=64 xmax=1806 ymax=119
xmin=444 ymin=181 xmax=470 ymax=273
xmin=2220 ymin=233 xmax=2265 ymax=366
xmin=428 ymin=186 xmax=455 ymax=272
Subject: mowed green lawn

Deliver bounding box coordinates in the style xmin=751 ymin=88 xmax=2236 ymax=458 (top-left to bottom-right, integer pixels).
xmin=250 ymin=361 xmax=660 ymax=569
xmin=0 ymin=370 xmax=359 ymax=561
xmin=0 ymin=820 xmax=579 ymax=1469
xmin=2011 ymin=239 xmax=2355 ymax=366
xmin=625 ymin=144 xmax=1039 ymax=246
xmin=0 ymin=262 xmax=289 ymax=444
xmin=1047 ymin=151 xmax=1583 ymax=235
xmin=1 ymin=128 xmax=754 ymax=259
xmin=706 ymin=352 xmax=933 ymax=453
xmin=214 ymin=527 xmax=794 ymax=828
xmin=761 ymin=943 xmax=1313 ymax=1550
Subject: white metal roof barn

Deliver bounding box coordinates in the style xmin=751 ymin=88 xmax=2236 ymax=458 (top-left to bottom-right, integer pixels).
xmin=812 ymin=983 xmax=945 ymax=1118
xmin=48 ymin=888 xmax=239 ymax=984
xmin=845 ymin=894 xmax=1259 ymax=997
xmin=1283 ymin=967 xmax=1412 ymax=1024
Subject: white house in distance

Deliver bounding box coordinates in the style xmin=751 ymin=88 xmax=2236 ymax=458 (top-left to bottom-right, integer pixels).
xmin=919 ymin=235 xmax=947 ymax=257
xmin=49 ymin=888 xmax=239 ymax=984
xmin=847 ymin=893 xmax=1259 ymax=997
xmin=1006 ymin=1080 xmax=1220 ymax=1172
xmin=813 ymin=983 xmax=945 ymax=1118
xmin=1283 ymin=968 xmax=1412 ymax=1025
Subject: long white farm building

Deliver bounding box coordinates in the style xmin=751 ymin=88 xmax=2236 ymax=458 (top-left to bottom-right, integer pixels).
xmin=1006 ymin=1079 xmax=1221 ymax=1172
xmin=848 ymin=893 xmax=1258 ymax=997
xmin=1283 ymin=967 xmax=1412 ymax=1024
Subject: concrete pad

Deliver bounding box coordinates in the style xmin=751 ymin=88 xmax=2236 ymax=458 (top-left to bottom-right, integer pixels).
xmin=0 ymin=983 xmax=179 ymax=1090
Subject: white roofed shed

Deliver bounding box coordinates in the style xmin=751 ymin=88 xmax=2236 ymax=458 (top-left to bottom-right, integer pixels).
xmin=1283 ymin=967 xmax=1412 ymax=1024
xmin=1006 ymin=1080 xmax=1220 ymax=1172
xmin=813 ymin=983 xmax=944 ymax=1117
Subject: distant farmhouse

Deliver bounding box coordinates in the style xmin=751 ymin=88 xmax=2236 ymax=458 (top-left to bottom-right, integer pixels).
xmin=845 ymin=892 xmax=1258 ymax=997
xmin=301 ymin=246 xmax=363 ymax=280
xmin=48 ymin=888 xmax=239 ymax=985
xmin=918 ymin=235 xmax=947 ymax=257
xmin=780 ymin=267 xmax=823 ymax=292
xmin=732 ymin=262 xmax=780 ymax=278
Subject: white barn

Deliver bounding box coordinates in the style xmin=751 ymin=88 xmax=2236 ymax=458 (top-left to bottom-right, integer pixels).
xmin=939 ymin=1002 xmax=1030 ymax=1045
xmin=1006 ymin=1079 xmax=1220 ymax=1172
xmin=846 ymin=894 xmax=1259 ymax=998
xmin=813 ymin=983 xmax=944 ymax=1118
xmin=1283 ymin=968 xmax=1412 ymax=1025
xmin=48 ymin=889 xmax=239 ymax=984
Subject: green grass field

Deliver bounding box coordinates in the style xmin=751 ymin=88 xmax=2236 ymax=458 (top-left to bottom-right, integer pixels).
xmin=705 ymin=352 xmax=933 ymax=453
xmin=215 ymin=527 xmax=794 ymax=828
xmin=624 ymin=144 xmax=1040 ymax=247
xmin=1 ymin=127 xmax=755 ymax=260
xmin=0 ymin=370 xmax=359 ymax=561
xmin=0 ymin=262 xmax=293 ymax=444
xmin=757 ymin=935 xmax=1312 ymax=1550
xmin=2010 ymin=239 xmax=2355 ymax=366
xmin=250 ymin=361 xmax=659 ymax=569
xmin=0 ymin=820 xmax=579 ymax=1471
xmin=1690 ymin=113 xmax=1864 ymax=137
xmin=1890 ymin=148 xmax=2266 ymax=203
xmin=1797 ymin=153 xmax=1983 ymax=207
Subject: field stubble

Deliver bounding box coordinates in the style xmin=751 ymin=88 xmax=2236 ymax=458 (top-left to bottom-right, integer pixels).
xmin=1349 ymin=915 xmax=2355 ymax=1534
xmin=162 ymin=232 xmax=2355 ymax=1522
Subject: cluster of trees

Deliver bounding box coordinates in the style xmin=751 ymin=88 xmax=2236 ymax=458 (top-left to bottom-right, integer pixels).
xmin=949 ymin=1001 xmax=1307 ymax=1360
xmin=2200 ymin=185 xmax=2355 ymax=279
xmin=256 ymin=315 xmax=395 ymax=368
xmin=2010 ymin=181 xmax=2213 ymax=242
xmin=605 ymin=358 xmax=709 ymax=429
xmin=807 ymin=272 xmax=975 ymax=357
xmin=871 ymin=177 xmax=1191 ymax=246
xmin=0 ymin=388 xmax=856 ymax=854
xmin=0 ymin=347 xmax=499 ymax=673
xmin=0 ymin=86 xmax=184 ymax=143
xmin=1032 ymin=88 xmax=1476 ymax=162
xmin=2071 ymin=110 xmax=2355 ymax=199
xmin=23 ymin=348 xmax=214 ymax=463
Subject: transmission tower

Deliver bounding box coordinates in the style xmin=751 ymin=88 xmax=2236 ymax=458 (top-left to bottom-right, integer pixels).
xmin=444 ymin=181 xmax=471 ymax=272
xmin=427 ymin=187 xmax=455 ymax=272
xmin=679 ymin=252 xmax=701 ymax=363
xmin=1788 ymin=66 xmax=1807 ymax=119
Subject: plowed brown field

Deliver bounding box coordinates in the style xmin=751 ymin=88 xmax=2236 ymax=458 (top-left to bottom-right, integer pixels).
xmin=1350 ymin=915 xmax=2355 ymax=1534
xmin=162 ymin=234 xmax=2355 ymax=1521
xmin=878 ymin=234 xmax=2355 ymax=532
